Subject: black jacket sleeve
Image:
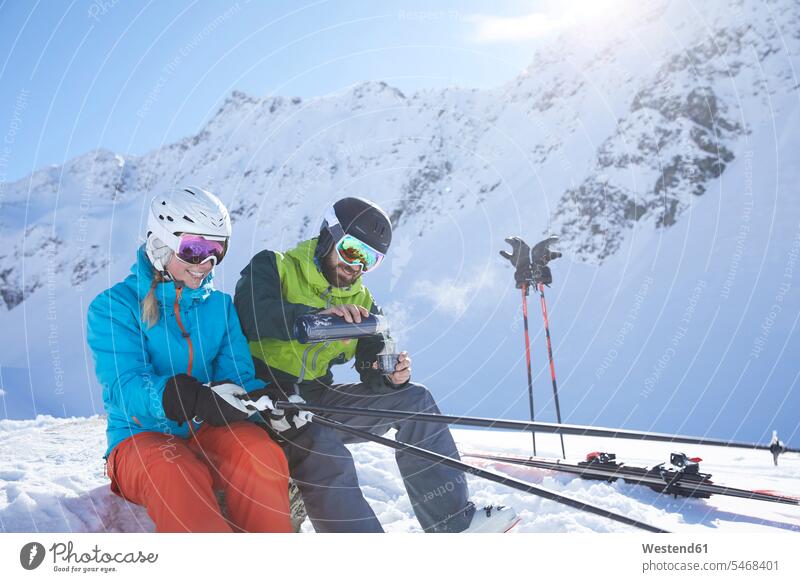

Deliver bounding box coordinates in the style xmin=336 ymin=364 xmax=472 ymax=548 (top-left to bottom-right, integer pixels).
xmin=354 ymin=301 xmax=407 ymax=391
xmin=234 ymin=250 xmax=317 ymax=342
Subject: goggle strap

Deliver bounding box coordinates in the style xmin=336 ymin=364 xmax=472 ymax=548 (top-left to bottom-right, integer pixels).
xmin=324 ymin=206 xmax=346 ymax=242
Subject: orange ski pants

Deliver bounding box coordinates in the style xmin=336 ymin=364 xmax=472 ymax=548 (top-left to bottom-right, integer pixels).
xmin=107 ymin=421 xmax=292 ymax=532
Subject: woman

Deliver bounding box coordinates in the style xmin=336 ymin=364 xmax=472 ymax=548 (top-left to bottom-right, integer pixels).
xmin=87 ymin=186 xmax=292 ymax=533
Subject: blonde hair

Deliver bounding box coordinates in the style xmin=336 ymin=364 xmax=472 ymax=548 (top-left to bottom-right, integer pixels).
xmin=141 ymin=269 xmax=167 ymax=329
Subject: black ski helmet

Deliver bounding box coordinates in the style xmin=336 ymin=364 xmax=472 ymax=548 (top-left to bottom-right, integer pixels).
xmin=316 ymin=197 xmax=392 ymax=260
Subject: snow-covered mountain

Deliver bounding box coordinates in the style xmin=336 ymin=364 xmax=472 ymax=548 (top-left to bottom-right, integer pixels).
xmin=0 ymin=0 xmax=798 ymax=447
xmin=1 ymin=416 xmax=798 ymax=533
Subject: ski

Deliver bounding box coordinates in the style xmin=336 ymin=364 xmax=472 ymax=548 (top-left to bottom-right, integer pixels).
xmin=464 ymin=451 xmax=800 ymax=506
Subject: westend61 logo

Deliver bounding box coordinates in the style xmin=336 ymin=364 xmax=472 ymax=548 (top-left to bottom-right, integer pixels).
xmin=19 ymin=540 xmax=158 ymax=574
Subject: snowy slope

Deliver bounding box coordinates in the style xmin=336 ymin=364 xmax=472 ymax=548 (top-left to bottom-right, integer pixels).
xmin=1 ymin=416 xmax=798 ymax=533
xmin=0 ymin=0 xmax=798 ymax=447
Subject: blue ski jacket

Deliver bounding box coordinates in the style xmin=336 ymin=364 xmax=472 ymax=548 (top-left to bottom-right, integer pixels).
xmin=87 ymin=245 xmax=267 ymax=458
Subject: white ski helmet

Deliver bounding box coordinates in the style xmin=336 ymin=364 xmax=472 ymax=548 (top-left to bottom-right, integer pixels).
xmin=146 ymin=186 xmax=232 ymax=272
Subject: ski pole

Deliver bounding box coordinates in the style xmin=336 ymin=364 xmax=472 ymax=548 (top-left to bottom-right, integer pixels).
xmin=536 ymin=281 xmax=565 ymax=459
xmin=274 ymin=401 xmax=800 ymax=454
xmin=305 ymin=410 xmax=669 ymax=533
xmin=529 ymin=236 xmax=565 ymax=459
xmin=500 ymin=237 xmax=540 ymax=457
xmin=521 ymin=282 xmax=537 ymax=456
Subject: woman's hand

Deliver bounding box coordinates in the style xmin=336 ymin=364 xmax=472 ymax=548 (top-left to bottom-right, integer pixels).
xmin=162 ymin=375 xmax=251 ymax=426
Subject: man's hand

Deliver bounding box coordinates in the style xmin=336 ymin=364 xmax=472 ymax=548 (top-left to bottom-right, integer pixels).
xmin=374 ymin=351 xmax=411 ymax=386
xmin=319 ymin=304 xmax=370 ymax=323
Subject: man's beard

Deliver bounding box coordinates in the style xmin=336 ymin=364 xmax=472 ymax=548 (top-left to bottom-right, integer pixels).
xmin=321 ymin=252 xmax=362 ymax=288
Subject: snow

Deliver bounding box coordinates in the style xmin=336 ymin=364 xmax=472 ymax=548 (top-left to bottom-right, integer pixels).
xmin=0 ymin=416 xmax=151 ymax=533
xmin=1 ymin=415 xmax=797 ymax=533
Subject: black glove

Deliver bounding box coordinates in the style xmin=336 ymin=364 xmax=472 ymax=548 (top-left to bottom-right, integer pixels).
xmin=531 ymin=236 xmax=562 ymax=286
xmin=499 ymin=236 xmax=534 ymax=289
xmin=162 ymin=374 xmax=252 ymax=427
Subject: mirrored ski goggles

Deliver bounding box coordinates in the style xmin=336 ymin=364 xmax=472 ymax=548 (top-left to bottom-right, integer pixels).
xmin=175 ymin=234 xmax=228 ymax=266
xmin=335 ymin=234 xmax=385 ymax=272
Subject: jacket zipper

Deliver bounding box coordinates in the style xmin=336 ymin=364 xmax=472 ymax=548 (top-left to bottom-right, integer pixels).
xmin=173 ymin=287 xmax=194 ymax=376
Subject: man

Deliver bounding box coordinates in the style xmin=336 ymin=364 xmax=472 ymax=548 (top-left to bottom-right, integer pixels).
xmin=234 ymin=197 xmax=518 ymax=533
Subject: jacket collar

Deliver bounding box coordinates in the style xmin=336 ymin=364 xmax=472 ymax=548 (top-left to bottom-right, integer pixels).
xmin=129 ymin=244 xmax=214 ymax=308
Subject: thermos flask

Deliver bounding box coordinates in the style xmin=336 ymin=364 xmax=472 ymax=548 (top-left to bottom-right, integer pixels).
xmin=293 ymin=313 xmax=390 ymax=344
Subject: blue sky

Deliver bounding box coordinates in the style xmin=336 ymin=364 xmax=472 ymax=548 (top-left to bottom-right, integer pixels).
xmin=0 ymin=0 xmax=584 ymax=183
